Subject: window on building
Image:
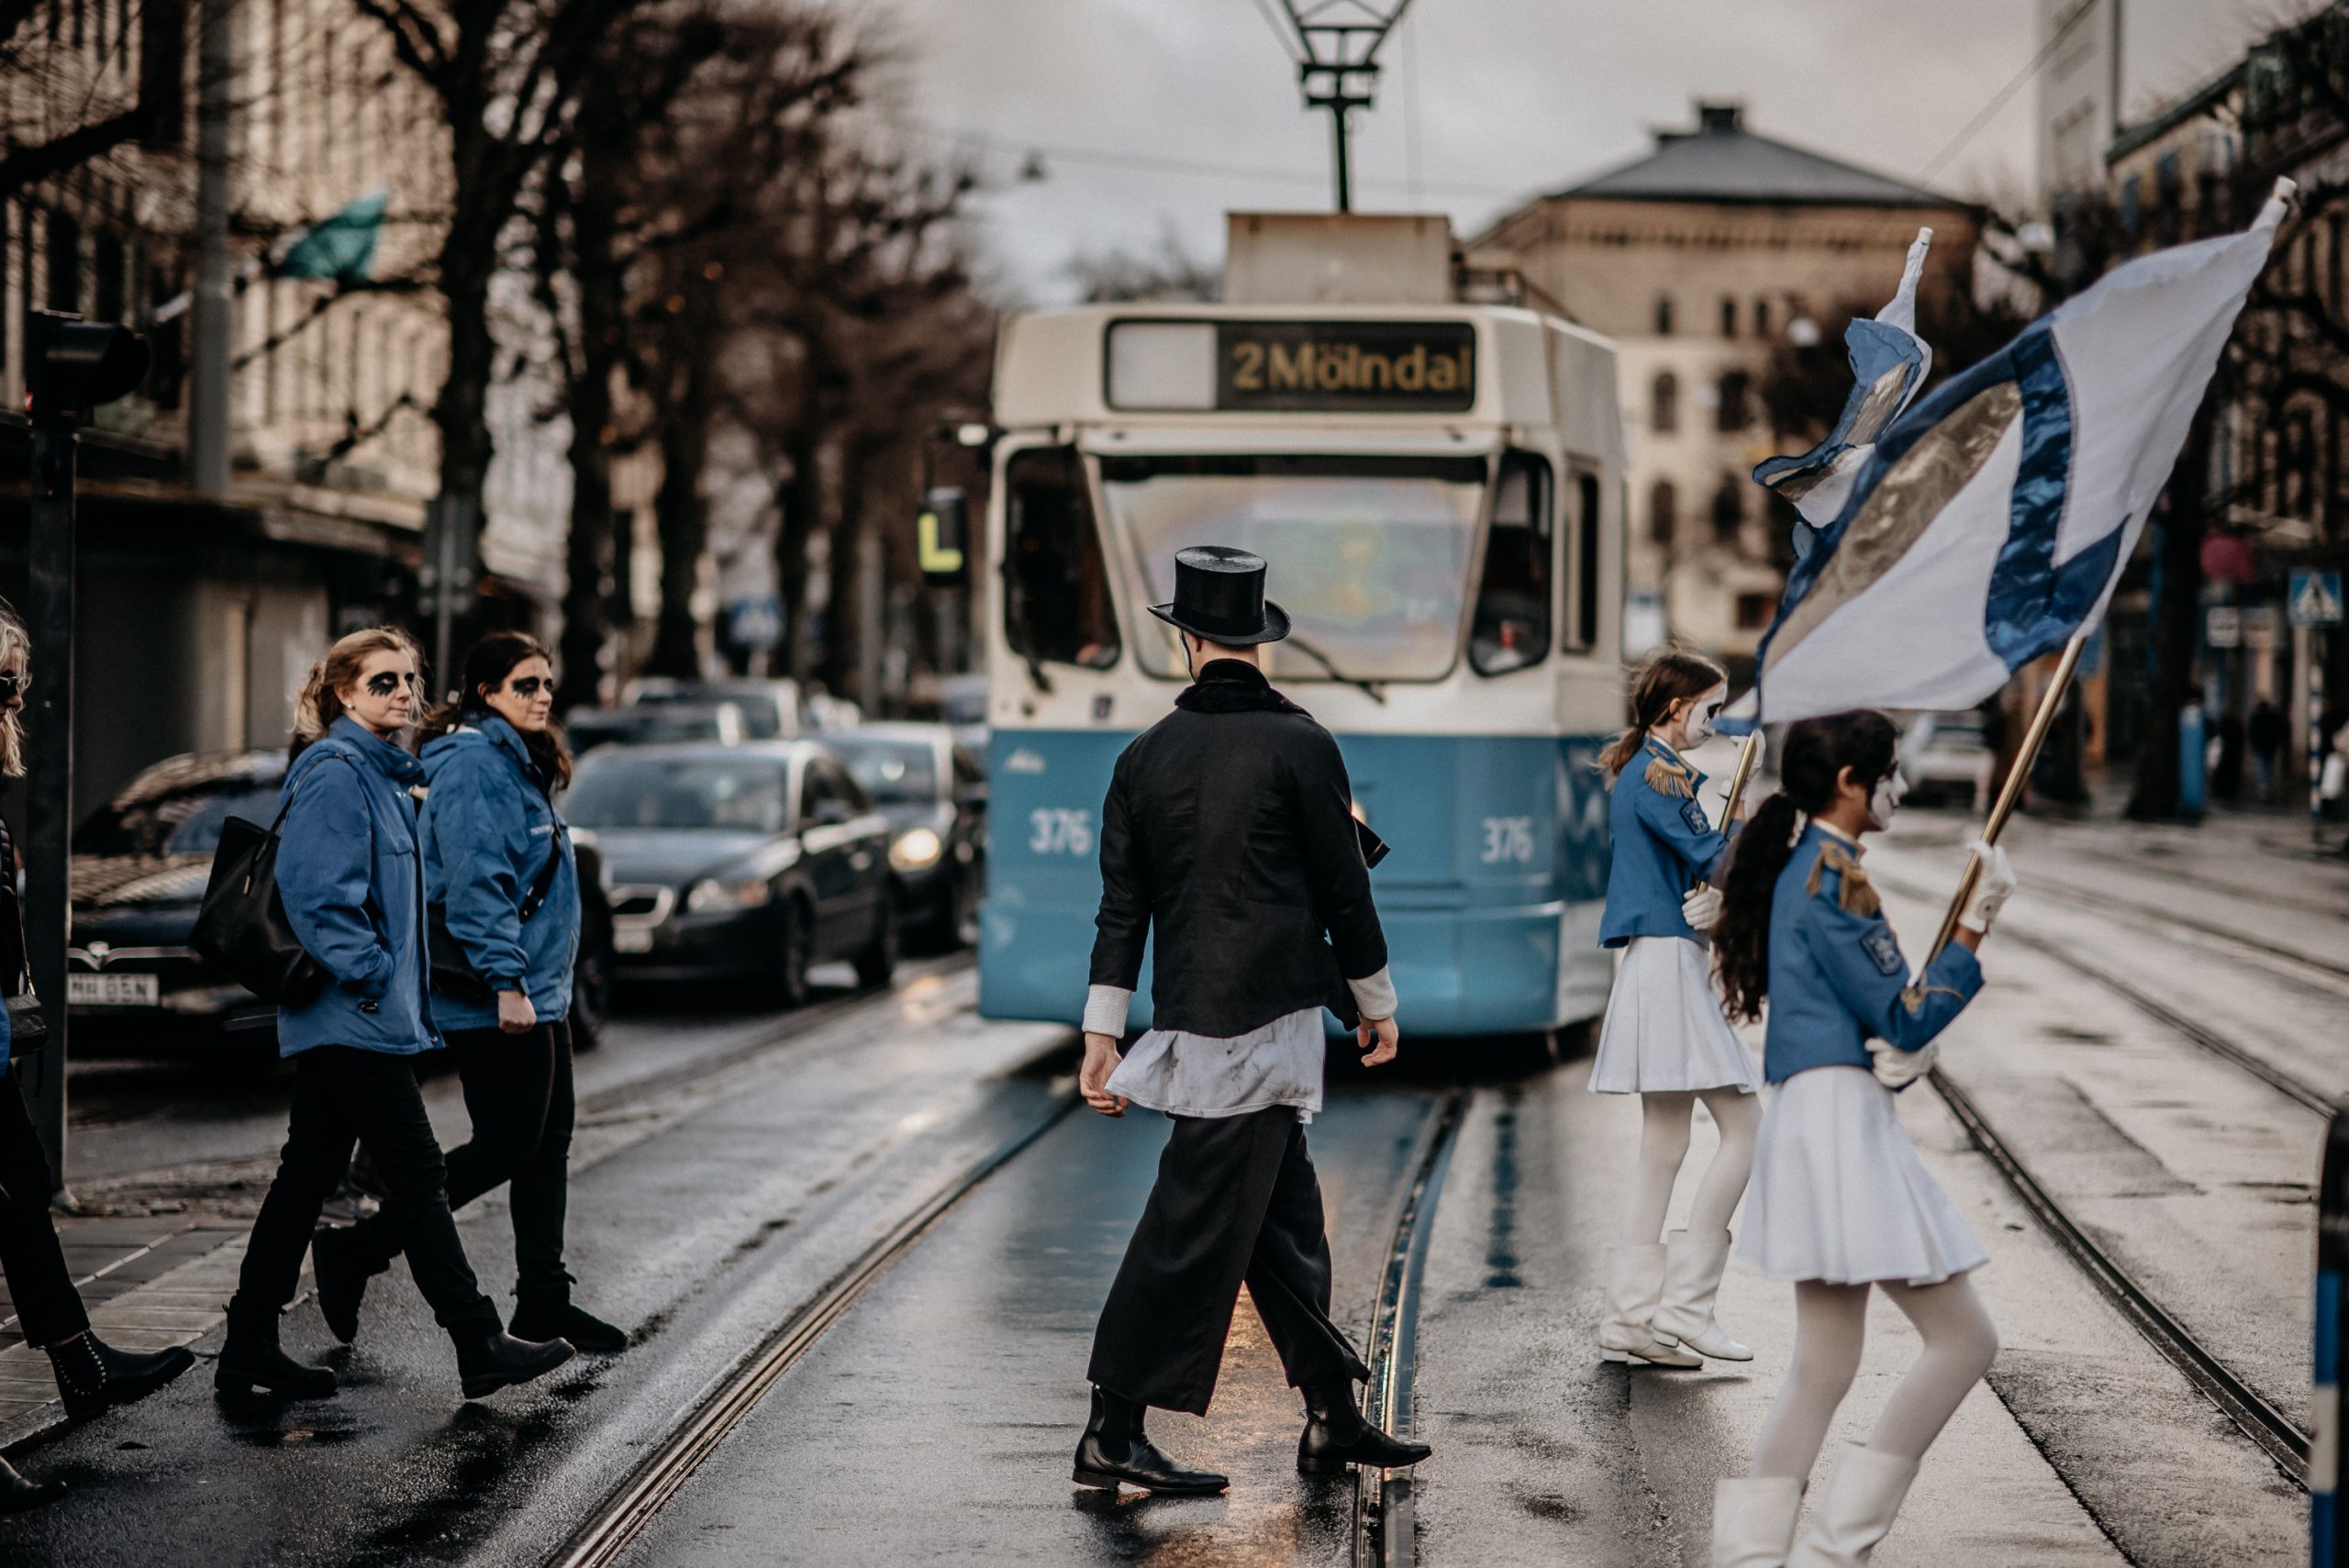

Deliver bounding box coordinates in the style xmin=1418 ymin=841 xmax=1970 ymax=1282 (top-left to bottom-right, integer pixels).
xmin=94 ymin=229 xmax=124 ymax=323
xmin=1716 ymin=370 xmax=1750 ymax=433
xmin=2120 ymin=173 xmax=2142 ymax=237
xmin=1651 ymin=371 xmax=1678 ymax=434
xmin=1720 ymin=296 xmax=1737 ymax=337
xmin=1753 ymin=297 xmax=1770 ymax=337
xmin=1711 ymin=479 xmax=1743 ymax=541
xmin=1471 ymin=451 xmax=1553 ymax=675
xmin=1654 ymin=295 xmax=1675 ymax=336
xmin=1003 ymin=446 xmax=1120 ymax=671
xmin=1648 ymin=479 xmax=1677 ymax=549
xmin=1734 ymin=593 xmax=1775 ymax=630
xmin=45 ymin=211 xmax=81 ymax=313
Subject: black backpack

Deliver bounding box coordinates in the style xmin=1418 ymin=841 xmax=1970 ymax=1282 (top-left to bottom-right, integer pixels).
xmin=191 ymin=757 xmax=354 ymax=1004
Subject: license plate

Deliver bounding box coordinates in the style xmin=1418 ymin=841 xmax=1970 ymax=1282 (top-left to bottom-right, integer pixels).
xmin=612 ymin=927 xmax=654 ymax=954
xmin=69 ymin=973 xmax=159 ymax=1006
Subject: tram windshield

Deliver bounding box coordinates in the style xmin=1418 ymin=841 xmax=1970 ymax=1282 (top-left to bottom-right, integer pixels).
xmin=1098 ymin=453 xmax=1486 ymax=681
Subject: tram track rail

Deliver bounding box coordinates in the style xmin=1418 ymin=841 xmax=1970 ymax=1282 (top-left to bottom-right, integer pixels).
xmin=550 ymin=1084 xmax=1079 ymax=1568
xmin=1355 ymin=1088 xmax=1468 ymax=1568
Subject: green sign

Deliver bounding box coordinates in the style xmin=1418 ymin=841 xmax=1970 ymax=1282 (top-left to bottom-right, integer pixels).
xmin=1216 ymin=320 xmax=1475 ymax=413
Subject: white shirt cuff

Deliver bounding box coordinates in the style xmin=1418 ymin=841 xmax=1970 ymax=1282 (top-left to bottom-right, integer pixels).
xmin=1347 ymin=965 xmax=1397 ymax=1021
xmin=1083 ymin=984 xmax=1133 ymax=1038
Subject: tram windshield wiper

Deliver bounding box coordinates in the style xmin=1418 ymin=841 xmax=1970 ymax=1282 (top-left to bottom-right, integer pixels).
xmin=1283 ymin=635 xmax=1386 ymax=705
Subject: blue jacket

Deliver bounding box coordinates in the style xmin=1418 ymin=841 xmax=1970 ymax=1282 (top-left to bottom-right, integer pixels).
xmin=273 ymin=717 xmax=439 ymax=1057
xmin=419 ymin=715 xmax=581 ymax=1029
xmin=1762 ymin=824 xmax=1983 ymax=1084
xmin=1599 ymin=736 xmax=1731 ymax=948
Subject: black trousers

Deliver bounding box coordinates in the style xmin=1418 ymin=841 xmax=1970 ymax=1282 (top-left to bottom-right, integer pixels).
xmin=0 ymin=1063 xmax=86 ymax=1346
xmin=362 ymin=1021 xmax=577 ymax=1300
xmin=1088 ymin=1106 xmax=1369 ymax=1417
xmin=232 ymin=1046 xmax=496 ymax=1333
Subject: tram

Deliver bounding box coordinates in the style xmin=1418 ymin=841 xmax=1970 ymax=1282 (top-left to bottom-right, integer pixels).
xmin=966 ymin=217 xmax=1627 ymax=1038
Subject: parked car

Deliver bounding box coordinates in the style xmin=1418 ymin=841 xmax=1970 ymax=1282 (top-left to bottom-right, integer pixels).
xmin=562 ymin=741 xmax=898 ymax=1004
xmin=628 ymin=678 xmax=803 ymax=739
xmin=568 ymin=701 xmax=748 ymax=752
xmin=66 ymin=750 xmax=616 ymax=1049
xmin=822 ymin=724 xmax=986 ymax=951
xmin=1900 ymin=711 xmax=1995 ymax=808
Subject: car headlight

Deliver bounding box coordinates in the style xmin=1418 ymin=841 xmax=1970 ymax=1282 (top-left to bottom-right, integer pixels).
xmin=685 ymin=877 xmax=774 ymax=914
xmin=890 ymin=827 xmax=943 ymax=872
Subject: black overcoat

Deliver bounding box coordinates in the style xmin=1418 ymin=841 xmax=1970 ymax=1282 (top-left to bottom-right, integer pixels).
xmin=1087 ymin=660 xmax=1387 ymax=1039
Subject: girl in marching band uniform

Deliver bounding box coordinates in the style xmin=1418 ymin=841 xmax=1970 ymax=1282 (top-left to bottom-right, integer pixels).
xmin=1706 ymin=711 xmax=2015 ymax=1568
xmin=1589 ymin=651 xmax=1761 ymax=1368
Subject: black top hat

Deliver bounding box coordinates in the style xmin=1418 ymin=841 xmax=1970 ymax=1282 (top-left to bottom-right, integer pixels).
xmin=1147 ymin=546 xmax=1291 ymax=646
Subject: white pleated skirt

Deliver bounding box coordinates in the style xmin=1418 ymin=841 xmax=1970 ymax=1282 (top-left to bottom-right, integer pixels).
xmin=1737 ymin=1065 xmax=1988 ymax=1286
xmin=1586 ymin=936 xmax=1760 ymax=1095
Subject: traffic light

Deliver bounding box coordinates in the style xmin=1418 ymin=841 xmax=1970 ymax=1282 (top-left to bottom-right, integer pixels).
xmin=25 ymin=310 xmax=150 ymax=425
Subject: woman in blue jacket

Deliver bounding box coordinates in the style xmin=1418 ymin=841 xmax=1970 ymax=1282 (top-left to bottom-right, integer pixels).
xmin=218 ymin=628 xmax=575 ymax=1403
xmin=1706 ymin=711 xmax=2015 ymax=1568
xmin=1589 ymin=650 xmax=1760 ymax=1370
xmin=312 ymin=632 xmax=622 ymax=1354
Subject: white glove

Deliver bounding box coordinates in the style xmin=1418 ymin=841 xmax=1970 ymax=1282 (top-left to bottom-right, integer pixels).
xmin=1681 ymin=884 xmax=1723 ymax=932
xmin=1868 ymin=1035 xmax=1938 ymax=1089
xmin=1957 ymin=840 xmax=2018 ymax=933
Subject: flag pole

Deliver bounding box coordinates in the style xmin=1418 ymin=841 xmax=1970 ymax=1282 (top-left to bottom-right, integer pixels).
xmin=1718 ymin=729 xmax=1765 ymax=828
xmin=1927 ymin=631 xmax=2090 ymax=958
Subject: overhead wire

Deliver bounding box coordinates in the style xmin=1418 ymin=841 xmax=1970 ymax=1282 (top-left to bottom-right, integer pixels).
xmin=1913 ymin=0 xmax=2102 ymax=186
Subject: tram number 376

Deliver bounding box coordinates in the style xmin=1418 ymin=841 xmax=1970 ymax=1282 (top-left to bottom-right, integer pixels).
xmin=1029 ymin=808 xmax=1096 ymax=856
xmin=1480 ymin=817 xmax=1536 ymax=864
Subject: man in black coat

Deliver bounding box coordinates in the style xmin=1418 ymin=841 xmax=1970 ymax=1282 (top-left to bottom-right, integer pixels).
xmin=1071 ymin=545 xmax=1431 ymax=1496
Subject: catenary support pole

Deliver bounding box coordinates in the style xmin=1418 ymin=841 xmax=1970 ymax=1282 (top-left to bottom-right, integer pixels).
xmin=23 ymin=422 xmax=76 ymax=1193
xmin=2315 ymin=629 xmax=2328 ymax=851
xmin=2315 ymin=1106 xmax=2349 ymax=1567
xmin=189 ymin=0 xmax=233 ymax=496
xmin=1927 ymin=632 xmax=2089 ymax=961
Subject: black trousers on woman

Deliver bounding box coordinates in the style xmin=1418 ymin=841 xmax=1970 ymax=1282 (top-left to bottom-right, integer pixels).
xmin=231 ymin=1046 xmax=497 ymax=1332
xmin=0 ymin=1064 xmax=87 ymax=1346
xmin=1087 ymin=1106 xmax=1370 ymax=1417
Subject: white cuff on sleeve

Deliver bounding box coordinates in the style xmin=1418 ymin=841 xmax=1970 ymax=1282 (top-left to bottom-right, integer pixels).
xmin=1083 ymin=984 xmax=1134 ymax=1038
xmin=1347 ymin=965 xmax=1397 ymax=1021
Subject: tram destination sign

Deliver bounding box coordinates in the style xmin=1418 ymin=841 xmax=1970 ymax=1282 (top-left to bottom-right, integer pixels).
xmin=1105 ymin=318 xmax=1477 ymax=415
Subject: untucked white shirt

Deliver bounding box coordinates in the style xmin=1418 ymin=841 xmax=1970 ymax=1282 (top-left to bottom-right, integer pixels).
xmin=1082 ymin=967 xmax=1397 ymax=1123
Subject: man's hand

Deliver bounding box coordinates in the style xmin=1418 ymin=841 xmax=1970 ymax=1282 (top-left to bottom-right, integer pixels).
xmin=1080 ymin=1031 xmax=1129 ymax=1117
xmin=1357 ymin=1014 xmax=1399 ymax=1068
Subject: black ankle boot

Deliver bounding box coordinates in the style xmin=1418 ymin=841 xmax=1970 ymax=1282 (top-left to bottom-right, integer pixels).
xmin=214 ymin=1309 xmax=337 ymax=1400
xmin=0 ymin=1455 xmax=62 ymax=1513
xmin=510 ymin=1292 xmax=628 ymax=1356
xmin=311 ymin=1222 xmax=386 ymax=1345
xmin=1297 ymin=1379 xmax=1431 ymax=1474
xmin=452 ymin=1324 xmax=574 ymax=1400
xmin=46 ymin=1329 xmax=196 ymax=1421
xmin=1071 ymin=1387 xmax=1228 ymax=1496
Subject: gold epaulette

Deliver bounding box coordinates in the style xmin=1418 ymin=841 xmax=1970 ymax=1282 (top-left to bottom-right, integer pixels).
xmin=1804 ymin=840 xmax=1881 ymax=918
xmin=1643 ymin=755 xmax=1695 ymax=799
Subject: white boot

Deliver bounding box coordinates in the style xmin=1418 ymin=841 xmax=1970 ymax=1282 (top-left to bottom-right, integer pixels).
xmin=1653 ymin=1227 xmax=1753 ymax=1361
xmin=1785 ymin=1444 xmax=1919 ymax=1567
xmin=1711 ymin=1476 xmax=1803 ymax=1568
xmin=1598 ymin=1243 xmax=1701 ymax=1366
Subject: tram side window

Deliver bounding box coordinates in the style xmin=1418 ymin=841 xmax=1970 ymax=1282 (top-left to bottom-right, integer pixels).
xmin=1573 ymin=473 xmax=1601 ymax=652
xmin=1469 ymin=452 xmax=1553 ymax=675
xmin=1003 ymin=446 xmax=1120 ymax=670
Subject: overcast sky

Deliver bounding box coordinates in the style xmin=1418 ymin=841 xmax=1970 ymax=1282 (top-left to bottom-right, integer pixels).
xmin=860 ymin=0 xmax=2283 ymax=305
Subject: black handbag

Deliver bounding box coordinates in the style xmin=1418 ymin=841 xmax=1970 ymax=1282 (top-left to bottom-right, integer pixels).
xmin=427 ymin=827 xmax=568 ymax=1006
xmin=192 ymin=760 xmax=352 ymax=1005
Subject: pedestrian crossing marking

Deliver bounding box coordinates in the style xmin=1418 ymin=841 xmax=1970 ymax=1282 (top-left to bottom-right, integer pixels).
xmin=2291 ymin=570 xmax=2343 ymax=627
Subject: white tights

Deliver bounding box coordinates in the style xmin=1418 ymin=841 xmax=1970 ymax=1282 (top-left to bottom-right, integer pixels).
xmin=1748 ymin=1274 xmax=1999 ymax=1476
xmin=1616 ymin=1088 xmax=1759 ymax=1245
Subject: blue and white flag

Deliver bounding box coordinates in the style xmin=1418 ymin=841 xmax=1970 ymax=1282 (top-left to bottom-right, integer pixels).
xmin=1731 ymin=187 xmax=2287 ymax=729
xmin=1753 ymin=228 xmax=1936 ymax=562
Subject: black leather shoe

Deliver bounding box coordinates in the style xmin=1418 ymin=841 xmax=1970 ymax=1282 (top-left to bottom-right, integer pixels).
xmin=47 ymin=1330 xmax=197 ymax=1421
xmin=1297 ymin=1379 xmax=1431 ymax=1474
xmin=1071 ymin=1387 xmax=1228 ymax=1496
xmin=454 ymin=1327 xmax=574 ymax=1400
xmin=511 ymin=1296 xmax=628 ymax=1356
xmin=0 ymin=1456 xmax=62 ymax=1514
xmin=214 ymin=1315 xmax=337 ymax=1400
xmin=311 ymin=1222 xmax=385 ymax=1345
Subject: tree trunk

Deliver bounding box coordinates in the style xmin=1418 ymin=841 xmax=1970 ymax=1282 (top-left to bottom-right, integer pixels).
xmin=774 ymin=427 xmax=821 ymax=682
xmin=647 ymin=356 xmax=713 ymax=678
xmin=557 ymin=131 xmax=626 ymax=712
xmin=817 ymin=434 xmax=873 ymax=698
xmin=2127 ymin=404 xmax=2216 ymax=821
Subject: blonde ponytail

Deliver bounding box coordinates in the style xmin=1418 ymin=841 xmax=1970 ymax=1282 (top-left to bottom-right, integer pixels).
xmin=0 ymin=599 xmax=27 ymax=780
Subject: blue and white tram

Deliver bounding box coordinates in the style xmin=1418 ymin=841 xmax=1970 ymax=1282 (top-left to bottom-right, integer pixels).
xmin=975 ymin=304 xmax=1626 ymax=1038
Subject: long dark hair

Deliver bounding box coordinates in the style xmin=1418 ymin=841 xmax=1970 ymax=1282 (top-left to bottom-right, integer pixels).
xmin=415 ymin=631 xmax=573 ymax=790
xmin=1598 ymin=649 xmax=1727 ymax=778
xmin=1712 ymin=709 xmax=1900 ymax=1023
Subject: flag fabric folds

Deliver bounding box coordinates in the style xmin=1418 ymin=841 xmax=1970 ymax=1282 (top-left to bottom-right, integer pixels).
xmin=1731 ymin=188 xmax=2287 ymax=730
xmin=1753 ymin=227 xmax=1937 ymax=562
xmin=275 ymin=188 xmax=388 ymax=284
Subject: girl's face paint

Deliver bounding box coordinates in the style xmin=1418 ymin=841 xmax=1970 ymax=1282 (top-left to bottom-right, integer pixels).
xmin=1678 ymin=684 xmax=1728 ymax=749
xmin=1865 ymin=767 xmax=1909 ymax=831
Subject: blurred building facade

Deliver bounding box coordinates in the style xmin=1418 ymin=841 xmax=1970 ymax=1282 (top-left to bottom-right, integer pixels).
xmin=1475 ymin=102 xmax=1977 ymax=662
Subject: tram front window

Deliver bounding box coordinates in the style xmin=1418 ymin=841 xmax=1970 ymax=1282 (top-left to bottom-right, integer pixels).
xmin=1100 ymin=453 xmax=1486 ymax=682
xmin=1004 ymin=445 xmax=1121 ymax=670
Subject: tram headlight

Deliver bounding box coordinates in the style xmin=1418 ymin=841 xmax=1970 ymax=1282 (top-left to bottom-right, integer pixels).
xmin=891 ymin=827 xmax=944 ymax=872
xmin=685 ymin=877 xmax=774 ymax=914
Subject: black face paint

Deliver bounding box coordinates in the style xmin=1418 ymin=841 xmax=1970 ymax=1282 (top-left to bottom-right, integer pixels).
xmin=507 ymin=675 xmax=550 ymax=698
xmin=365 ymin=673 xmax=406 ymax=698
xmin=0 ymin=672 xmax=28 ymax=701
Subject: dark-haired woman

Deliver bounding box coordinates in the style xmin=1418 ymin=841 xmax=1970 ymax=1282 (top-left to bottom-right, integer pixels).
xmin=1707 ymin=711 xmax=2015 ymax=1568
xmin=1589 ymin=650 xmax=1760 ymax=1369
xmin=310 ymin=632 xmax=623 ymax=1354
xmin=220 ymin=629 xmax=575 ymax=1403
